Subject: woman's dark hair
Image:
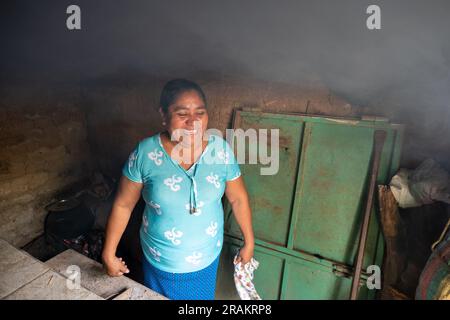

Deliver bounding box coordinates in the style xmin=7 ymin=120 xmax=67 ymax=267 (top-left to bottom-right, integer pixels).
xmin=159 ymin=79 xmax=207 ymax=114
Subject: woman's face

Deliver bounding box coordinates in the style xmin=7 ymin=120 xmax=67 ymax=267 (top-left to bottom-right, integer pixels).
xmin=163 ymin=90 xmax=208 ymax=146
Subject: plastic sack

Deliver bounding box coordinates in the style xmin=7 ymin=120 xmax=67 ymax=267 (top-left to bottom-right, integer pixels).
xmin=390 ymin=159 xmax=450 ymax=208
xmin=389 ymin=168 xmax=420 ymax=208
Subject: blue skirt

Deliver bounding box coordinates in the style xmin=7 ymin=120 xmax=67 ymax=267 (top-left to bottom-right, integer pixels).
xmin=142 ymin=255 xmax=220 ymax=300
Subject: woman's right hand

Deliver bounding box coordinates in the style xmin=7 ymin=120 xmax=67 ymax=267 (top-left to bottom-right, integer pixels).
xmin=102 ymin=255 xmax=130 ymax=277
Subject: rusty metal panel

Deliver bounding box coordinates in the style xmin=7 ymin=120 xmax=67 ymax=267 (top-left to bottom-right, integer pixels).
xmin=282 ymin=257 xmax=371 ymax=300
xmin=226 ymin=112 xmax=304 ymax=246
xmin=220 ymin=236 xmax=372 ymax=300
xmin=220 ymin=111 xmax=404 ymax=300
xmin=291 ymin=122 xmax=398 ymax=266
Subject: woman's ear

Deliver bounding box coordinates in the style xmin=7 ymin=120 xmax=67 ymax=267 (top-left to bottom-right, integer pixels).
xmin=159 ymin=107 xmax=167 ymax=126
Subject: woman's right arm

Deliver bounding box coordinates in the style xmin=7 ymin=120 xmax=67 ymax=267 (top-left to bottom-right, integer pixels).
xmin=102 ymin=175 xmax=143 ymax=276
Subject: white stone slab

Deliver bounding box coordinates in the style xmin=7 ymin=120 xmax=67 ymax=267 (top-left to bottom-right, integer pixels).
xmin=46 ymin=249 xmax=167 ymax=300
xmin=0 ymin=238 xmax=50 ymax=299
xmin=4 ymin=269 xmax=103 ymax=300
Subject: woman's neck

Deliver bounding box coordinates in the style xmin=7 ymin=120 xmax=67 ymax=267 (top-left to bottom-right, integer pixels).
xmin=161 ymin=131 xmax=207 ymax=165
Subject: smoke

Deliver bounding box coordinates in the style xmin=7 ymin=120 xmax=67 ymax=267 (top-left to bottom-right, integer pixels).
xmin=1 ymin=0 xmax=449 ymax=166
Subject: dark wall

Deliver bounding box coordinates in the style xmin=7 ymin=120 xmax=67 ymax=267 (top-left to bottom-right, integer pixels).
xmin=0 ymin=86 xmax=94 ymax=246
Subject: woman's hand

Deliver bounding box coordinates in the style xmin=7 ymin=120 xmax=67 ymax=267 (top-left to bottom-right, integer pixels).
xmin=235 ymin=243 xmax=255 ymax=265
xmin=102 ymin=255 xmax=130 ymax=277
xmin=102 ymin=176 xmax=142 ymax=277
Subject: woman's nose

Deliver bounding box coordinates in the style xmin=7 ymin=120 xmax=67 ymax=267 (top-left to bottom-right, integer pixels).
xmin=186 ymin=115 xmax=199 ymax=126
xmin=186 ymin=117 xmax=194 ymax=126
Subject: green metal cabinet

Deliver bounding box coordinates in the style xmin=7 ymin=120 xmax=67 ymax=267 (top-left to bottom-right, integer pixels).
xmin=217 ymin=111 xmax=404 ymax=300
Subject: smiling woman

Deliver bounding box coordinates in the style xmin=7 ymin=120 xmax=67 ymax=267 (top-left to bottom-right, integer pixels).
xmin=158 ymin=79 xmax=209 ymax=165
xmin=101 ymin=78 xmax=255 ymax=300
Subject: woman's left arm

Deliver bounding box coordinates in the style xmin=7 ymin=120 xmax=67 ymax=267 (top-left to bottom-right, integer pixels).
xmin=225 ymin=176 xmax=255 ymax=264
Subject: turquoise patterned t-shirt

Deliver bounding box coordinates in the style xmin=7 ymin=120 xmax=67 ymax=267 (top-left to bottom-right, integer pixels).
xmin=122 ymin=133 xmax=241 ymax=273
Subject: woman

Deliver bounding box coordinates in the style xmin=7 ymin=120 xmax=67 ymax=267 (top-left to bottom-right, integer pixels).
xmin=102 ymin=79 xmax=255 ymax=300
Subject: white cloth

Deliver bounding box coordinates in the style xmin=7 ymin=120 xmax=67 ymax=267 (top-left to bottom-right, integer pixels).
xmin=389 ymin=168 xmax=420 ymax=208
xmin=233 ymin=251 xmax=262 ymax=300
xmin=390 ymin=159 xmax=450 ymax=208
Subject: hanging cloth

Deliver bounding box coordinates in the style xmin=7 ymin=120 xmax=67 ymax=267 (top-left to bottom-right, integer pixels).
xmin=233 ymin=250 xmax=262 ymax=300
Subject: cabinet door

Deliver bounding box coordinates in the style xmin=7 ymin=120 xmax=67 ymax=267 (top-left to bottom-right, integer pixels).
xmin=221 ymin=111 xmax=404 ymax=300
xmin=226 ymin=111 xmax=304 ymax=247
xmin=291 ymin=121 xmax=398 ymax=266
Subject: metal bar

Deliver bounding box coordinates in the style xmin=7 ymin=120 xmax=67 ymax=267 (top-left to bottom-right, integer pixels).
xmin=279 ymin=260 xmax=290 ymax=300
xmin=286 ymin=122 xmax=309 ymax=249
xmin=224 ymin=234 xmax=371 ymax=280
xmin=350 ymin=130 xmax=387 ymax=300
xmin=239 ymin=110 xmax=397 ymax=129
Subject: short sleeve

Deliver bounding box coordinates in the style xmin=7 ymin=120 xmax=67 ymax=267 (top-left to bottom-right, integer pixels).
xmin=224 ymin=140 xmax=241 ymax=181
xmin=122 ymin=142 xmax=144 ymax=183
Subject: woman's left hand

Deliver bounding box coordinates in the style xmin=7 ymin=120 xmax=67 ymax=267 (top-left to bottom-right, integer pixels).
xmin=235 ymin=243 xmax=254 ymax=265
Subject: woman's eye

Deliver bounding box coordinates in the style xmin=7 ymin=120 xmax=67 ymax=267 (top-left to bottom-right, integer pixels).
xmin=177 ymin=113 xmax=188 ymax=117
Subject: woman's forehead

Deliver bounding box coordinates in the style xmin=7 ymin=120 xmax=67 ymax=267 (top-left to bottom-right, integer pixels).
xmin=170 ymin=92 xmax=206 ymax=110
xmin=171 ymin=104 xmax=206 ymax=112
xmin=174 ymin=90 xmax=204 ymax=102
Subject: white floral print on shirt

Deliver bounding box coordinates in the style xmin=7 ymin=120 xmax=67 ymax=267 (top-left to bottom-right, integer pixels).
xmin=206 ymin=173 xmax=220 ymax=189
xmin=148 ymin=246 xmax=162 ymax=262
xmin=164 ymin=227 xmax=183 ymax=246
xmin=164 ymin=175 xmax=183 ymax=191
xmin=206 ymin=221 xmax=218 ymax=237
xmin=128 ymin=150 xmax=137 ymax=169
xmin=148 ymin=148 xmax=163 ymax=166
xmin=149 ymin=200 xmax=162 ymax=215
xmin=217 ymin=149 xmax=230 ymax=164
xmin=142 ymin=214 xmax=149 ymax=233
xmin=185 ymin=252 xmax=203 ymax=266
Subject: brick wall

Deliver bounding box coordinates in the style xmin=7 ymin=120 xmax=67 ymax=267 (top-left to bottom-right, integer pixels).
xmin=0 ymin=86 xmax=94 ymax=247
